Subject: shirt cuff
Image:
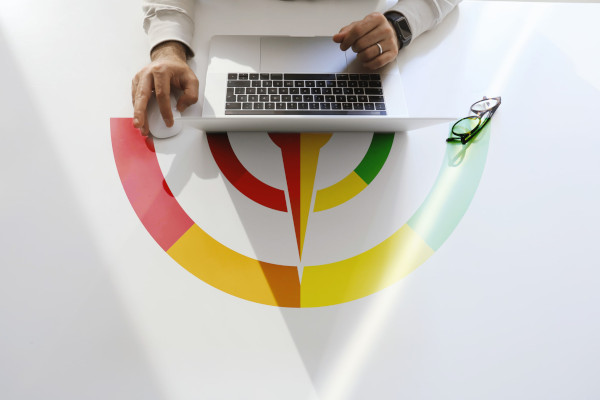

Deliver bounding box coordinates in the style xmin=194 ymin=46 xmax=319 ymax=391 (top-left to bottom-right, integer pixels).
xmin=143 ymin=9 xmax=195 ymax=58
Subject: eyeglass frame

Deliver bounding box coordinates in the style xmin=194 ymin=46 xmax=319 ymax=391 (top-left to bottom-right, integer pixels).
xmin=446 ymin=96 xmax=501 ymax=145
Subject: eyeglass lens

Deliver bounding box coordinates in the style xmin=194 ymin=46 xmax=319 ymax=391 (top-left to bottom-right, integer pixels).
xmin=471 ymin=98 xmax=499 ymax=113
xmin=452 ymin=116 xmax=480 ymax=135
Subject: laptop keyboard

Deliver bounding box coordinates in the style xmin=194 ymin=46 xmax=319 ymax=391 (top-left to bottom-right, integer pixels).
xmin=225 ymin=73 xmax=387 ymax=115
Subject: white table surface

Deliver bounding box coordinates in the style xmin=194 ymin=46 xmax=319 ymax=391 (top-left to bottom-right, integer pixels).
xmin=1 ymin=1 xmax=600 ymax=399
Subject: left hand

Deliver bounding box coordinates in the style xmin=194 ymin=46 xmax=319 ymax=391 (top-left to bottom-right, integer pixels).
xmin=333 ymin=12 xmax=400 ymax=70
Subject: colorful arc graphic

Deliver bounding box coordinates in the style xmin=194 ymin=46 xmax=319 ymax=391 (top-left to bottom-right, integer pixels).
xmin=111 ymin=118 xmax=491 ymax=307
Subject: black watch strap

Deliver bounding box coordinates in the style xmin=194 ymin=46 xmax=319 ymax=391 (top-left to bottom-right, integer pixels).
xmin=384 ymin=11 xmax=412 ymax=50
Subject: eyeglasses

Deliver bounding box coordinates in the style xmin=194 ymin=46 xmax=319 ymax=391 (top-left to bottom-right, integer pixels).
xmin=447 ymin=96 xmax=501 ymax=144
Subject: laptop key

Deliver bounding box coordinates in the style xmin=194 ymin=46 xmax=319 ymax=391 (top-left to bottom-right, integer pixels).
xmin=228 ymin=80 xmax=250 ymax=87
xmin=242 ymin=103 xmax=253 ymax=109
xmin=226 ymin=102 xmax=242 ymax=109
xmin=365 ymin=88 xmax=383 ymax=95
xmin=375 ymin=103 xmax=386 ymax=110
xmin=254 ymin=103 xmax=264 ymax=109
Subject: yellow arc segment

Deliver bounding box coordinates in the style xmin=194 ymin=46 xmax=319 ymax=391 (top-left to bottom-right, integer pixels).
xmin=313 ymin=171 xmax=368 ymax=212
xmin=167 ymin=224 xmax=300 ymax=307
xmin=300 ymin=224 xmax=434 ymax=307
xmin=299 ymin=133 xmax=331 ymax=257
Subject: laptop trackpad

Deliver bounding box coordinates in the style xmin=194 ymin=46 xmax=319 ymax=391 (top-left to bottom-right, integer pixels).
xmin=260 ymin=36 xmax=347 ymax=73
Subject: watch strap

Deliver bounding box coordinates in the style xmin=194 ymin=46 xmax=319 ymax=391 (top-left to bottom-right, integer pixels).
xmin=384 ymin=11 xmax=412 ymax=50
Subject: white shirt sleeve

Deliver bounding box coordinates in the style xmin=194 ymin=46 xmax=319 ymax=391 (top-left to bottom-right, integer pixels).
xmin=142 ymin=0 xmax=196 ymax=56
xmin=389 ymin=0 xmax=461 ymax=40
xmin=140 ymin=0 xmax=460 ymax=56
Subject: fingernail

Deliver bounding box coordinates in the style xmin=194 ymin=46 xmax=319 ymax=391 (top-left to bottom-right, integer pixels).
xmin=166 ymin=119 xmax=173 ymax=127
xmin=133 ymin=118 xmax=139 ymax=127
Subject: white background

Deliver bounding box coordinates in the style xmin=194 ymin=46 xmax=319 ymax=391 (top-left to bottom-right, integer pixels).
xmin=1 ymin=1 xmax=600 ymax=399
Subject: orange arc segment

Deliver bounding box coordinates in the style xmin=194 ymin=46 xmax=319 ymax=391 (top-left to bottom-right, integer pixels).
xmin=167 ymin=224 xmax=301 ymax=307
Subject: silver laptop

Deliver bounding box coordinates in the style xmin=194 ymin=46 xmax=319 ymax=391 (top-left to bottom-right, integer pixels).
xmin=149 ymin=35 xmax=453 ymax=136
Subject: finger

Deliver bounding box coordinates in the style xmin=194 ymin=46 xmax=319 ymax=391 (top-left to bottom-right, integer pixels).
xmin=176 ymin=75 xmax=200 ymax=112
xmin=363 ymin=48 xmax=397 ymax=70
xmin=356 ymin=43 xmax=383 ymax=64
xmin=153 ymin=70 xmax=174 ymax=127
xmin=131 ymin=75 xmax=139 ymax=107
xmin=356 ymin=36 xmax=394 ymax=63
xmin=332 ymin=23 xmax=353 ymax=43
xmin=340 ymin=17 xmax=379 ymax=51
xmin=351 ymin=24 xmax=389 ymax=54
xmin=133 ymin=73 xmax=153 ymax=129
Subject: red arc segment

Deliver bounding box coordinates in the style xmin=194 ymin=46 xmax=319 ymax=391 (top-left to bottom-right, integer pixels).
xmin=111 ymin=119 xmax=194 ymax=251
xmin=206 ymin=133 xmax=288 ymax=212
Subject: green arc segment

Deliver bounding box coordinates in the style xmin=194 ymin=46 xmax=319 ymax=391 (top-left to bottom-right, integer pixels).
xmin=314 ymin=132 xmax=394 ymax=211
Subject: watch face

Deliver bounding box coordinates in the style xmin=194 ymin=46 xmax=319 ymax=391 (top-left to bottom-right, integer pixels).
xmin=395 ymin=17 xmax=412 ymax=39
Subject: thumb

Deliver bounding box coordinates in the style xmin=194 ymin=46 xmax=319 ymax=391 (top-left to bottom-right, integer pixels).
xmin=333 ymin=24 xmax=352 ymax=43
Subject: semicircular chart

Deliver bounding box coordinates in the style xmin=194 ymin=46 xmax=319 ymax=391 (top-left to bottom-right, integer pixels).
xmin=111 ymin=119 xmax=492 ymax=307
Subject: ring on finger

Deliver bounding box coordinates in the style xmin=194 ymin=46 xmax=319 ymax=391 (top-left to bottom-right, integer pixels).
xmin=376 ymin=42 xmax=383 ymax=56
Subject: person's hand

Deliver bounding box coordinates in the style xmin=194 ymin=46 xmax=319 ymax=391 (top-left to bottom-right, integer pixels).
xmin=132 ymin=41 xmax=199 ymax=136
xmin=333 ymin=12 xmax=400 ymax=70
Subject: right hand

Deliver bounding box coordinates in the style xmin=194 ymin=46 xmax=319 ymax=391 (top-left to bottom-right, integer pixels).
xmin=132 ymin=41 xmax=199 ymax=136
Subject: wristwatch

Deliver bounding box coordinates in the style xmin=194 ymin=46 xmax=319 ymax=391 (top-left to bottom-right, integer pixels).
xmin=384 ymin=11 xmax=412 ymax=50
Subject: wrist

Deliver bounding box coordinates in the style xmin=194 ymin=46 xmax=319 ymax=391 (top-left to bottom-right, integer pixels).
xmin=384 ymin=11 xmax=412 ymax=50
xmin=151 ymin=41 xmax=189 ymax=62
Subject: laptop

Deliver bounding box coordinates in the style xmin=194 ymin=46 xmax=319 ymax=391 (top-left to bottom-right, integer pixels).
xmin=148 ymin=35 xmax=453 ymax=136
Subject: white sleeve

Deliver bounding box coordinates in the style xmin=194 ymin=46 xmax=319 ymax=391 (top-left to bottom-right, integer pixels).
xmin=389 ymin=0 xmax=462 ymax=40
xmin=142 ymin=0 xmax=196 ymax=56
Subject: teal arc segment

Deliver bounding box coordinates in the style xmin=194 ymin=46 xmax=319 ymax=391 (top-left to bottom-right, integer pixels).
xmin=408 ymin=124 xmax=492 ymax=251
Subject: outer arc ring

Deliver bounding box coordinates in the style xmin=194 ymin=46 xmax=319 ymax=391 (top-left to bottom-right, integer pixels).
xmin=111 ymin=119 xmax=491 ymax=308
